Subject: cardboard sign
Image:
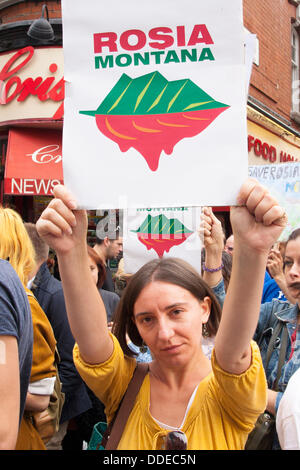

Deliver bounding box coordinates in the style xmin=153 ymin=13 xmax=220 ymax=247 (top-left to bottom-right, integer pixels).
xmin=62 ymin=0 xmax=248 ymax=209
xmin=124 ymin=206 xmax=202 ymax=273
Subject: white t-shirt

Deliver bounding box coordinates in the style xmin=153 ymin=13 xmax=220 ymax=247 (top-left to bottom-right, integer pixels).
xmin=276 ymin=367 xmax=300 ymax=450
xmin=201 ymin=335 xmax=215 ymax=360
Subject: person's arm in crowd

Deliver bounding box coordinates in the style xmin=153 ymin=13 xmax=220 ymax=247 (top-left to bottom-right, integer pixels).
xmin=36 ymin=186 xmax=113 ymax=365
xmin=0 ymin=335 xmax=20 ymax=450
xmin=267 ymin=249 xmax=296 ymax=304
xmin=199 ymin=207 xmax=226 ymax=309
xmin=266 ymin=389 xmax=278 ymax=415
xmin=25 ymin=392 xmax=50 ymax=412
xmin=115 ymin=258 xmax=132 ymax=281
xmin=199 ymin=206 xmax=224 ymax=288
xmin=213 ymin=179 xmax=286 ymax=375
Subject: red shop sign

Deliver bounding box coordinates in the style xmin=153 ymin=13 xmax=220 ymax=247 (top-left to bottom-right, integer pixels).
xmin=0 ymin=46 xmax=65 ymax=119
xmin=4 ymin=128 xmax=64 ymax=195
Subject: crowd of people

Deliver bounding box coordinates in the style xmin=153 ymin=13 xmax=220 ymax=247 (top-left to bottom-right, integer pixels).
xmin=0 ymin=177 xmax=300 ymax=450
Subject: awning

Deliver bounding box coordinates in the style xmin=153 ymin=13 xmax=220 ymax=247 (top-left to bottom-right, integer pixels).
xmin=4 ymin=128 xmax=63 ymax=196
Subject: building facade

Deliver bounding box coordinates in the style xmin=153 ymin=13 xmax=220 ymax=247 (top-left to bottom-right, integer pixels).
xmin=245 ymin=0 xmax=300 ymax=166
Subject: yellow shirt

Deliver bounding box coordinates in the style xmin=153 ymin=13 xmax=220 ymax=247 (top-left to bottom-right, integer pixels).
xmin=73 ymin=334 xmax=267 ymax=450
xmin=26 ymin=290 xmax=56 ymax=384
xmin=15 ymin=290 xmax=56 ymax=451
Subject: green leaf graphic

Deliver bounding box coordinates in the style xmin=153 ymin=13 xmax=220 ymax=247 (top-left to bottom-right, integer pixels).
xmin=131 ymin=214 xmax=193 ymax=235
xmin=80 ymin=71 xmax=228 ymax=116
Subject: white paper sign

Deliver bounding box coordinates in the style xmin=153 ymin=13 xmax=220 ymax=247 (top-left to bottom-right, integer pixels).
xmin=124 ymin=206 xmax=202 ymax=273
xmin=249 ymin=163 xmax=300 ymax=240
xmin=244 ymin=30 xmax=257 ymax=94
xmin=62 ymin=0 xmax=248 ymax=209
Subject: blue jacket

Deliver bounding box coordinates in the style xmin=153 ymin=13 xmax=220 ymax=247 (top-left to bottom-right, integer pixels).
xmin=212 ymin=279 xmax=300 ymax=413
xmin=31 ymin=262 xmax=92 ymax=423
xmin=262 ymin=271 xmax=287 ymax=303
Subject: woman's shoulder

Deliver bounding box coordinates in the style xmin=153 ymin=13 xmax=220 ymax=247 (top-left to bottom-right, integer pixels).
xmin=259 ymin=298 xmax=298 ymax=326
xmin=73 ymin=333 xmax=136 ymax=378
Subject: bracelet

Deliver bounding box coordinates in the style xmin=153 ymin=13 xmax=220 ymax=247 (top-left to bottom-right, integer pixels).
xmin=202 ymin=262 xmax=224 ymax=273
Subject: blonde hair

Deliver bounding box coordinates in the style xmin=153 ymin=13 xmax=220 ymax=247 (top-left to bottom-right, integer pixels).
xmin=0 ymin=207 xmax=35 ymax=286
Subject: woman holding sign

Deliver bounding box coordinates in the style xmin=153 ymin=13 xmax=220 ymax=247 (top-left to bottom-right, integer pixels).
xmin=36 ymin=178 xmax=286 ymax=450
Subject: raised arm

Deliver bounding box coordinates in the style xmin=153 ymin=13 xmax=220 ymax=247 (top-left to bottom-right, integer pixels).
xmin=199 ymin=206 xmax=224 ymax=287
xmin=36 ymin=185 xmax=113 ymax=364
xmin=0 ymin=336 xmax=20 ymax=449
xmin=214 ymin=179 xmax=287 ymax=375
xmin=267 ymin=249 xmax=296 ymax=304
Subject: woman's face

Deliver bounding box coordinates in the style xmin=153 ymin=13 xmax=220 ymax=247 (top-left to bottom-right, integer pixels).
xmin=133 ymin=281 xmax=211 ymax=367
xmin=284 ymin=237 xmax=300 ymax=301
xmin=88 ymin=256 xmax=99 ymax=286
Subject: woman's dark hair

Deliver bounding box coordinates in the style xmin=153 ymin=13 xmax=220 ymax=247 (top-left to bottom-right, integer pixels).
xmin=287 ymin=228 xmax=300 ymax=244
xmin=87 ymin=245 xmax=106 ymax=288
xmin=112 ymin=257 xmax=222 ymax=358
xmin=283 ymin=229 xmax=300 ymax=270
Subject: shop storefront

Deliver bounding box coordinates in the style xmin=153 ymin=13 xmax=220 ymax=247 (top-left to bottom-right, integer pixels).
xmin=0 ymin=44 xmax=105 ymax=243
xmin=212 ymin=106 xmax=300 ymax=237
xmin=4 ymin=126 xmax=63 ymax=218
xmin=247 ymin=106 xmax=300 ymax=166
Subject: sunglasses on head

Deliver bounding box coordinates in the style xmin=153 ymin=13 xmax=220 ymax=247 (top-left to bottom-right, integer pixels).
xmin=164 ymin=430 xmax=187 ymax=450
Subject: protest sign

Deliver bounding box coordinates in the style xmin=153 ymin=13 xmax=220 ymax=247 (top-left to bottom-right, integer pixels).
xmin=249 ymin=163 xmax=300 ymax=240
xmin=124 ymin=206 xmax=202 ymax=274
xmin=62 ymin=0 xmax=248 ymax=209
xmin=244 ymin=30 xmax=257 ymax=93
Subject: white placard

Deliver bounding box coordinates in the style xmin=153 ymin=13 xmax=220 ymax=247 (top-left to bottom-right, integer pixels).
xmin=244 ymin=30 xmax=257 ymax=94
xmin=124 ymin=206 xmax=202 ymax=273
xmin=62 ymin=0 xmax=248 ymax=209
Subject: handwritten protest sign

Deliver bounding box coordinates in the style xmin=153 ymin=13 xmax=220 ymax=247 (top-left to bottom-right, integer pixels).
xmin=249 ymin=163 xmax=300 ymax=240
xmin=62 ymin=0 xmax=247 ymax=209
xmin=124 ymin=207 xmax=202 ymax=273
